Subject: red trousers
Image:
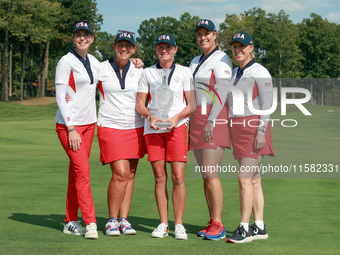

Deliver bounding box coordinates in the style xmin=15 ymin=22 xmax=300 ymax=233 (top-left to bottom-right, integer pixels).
xmin=56 ymin=123 xmax=96 ymax=226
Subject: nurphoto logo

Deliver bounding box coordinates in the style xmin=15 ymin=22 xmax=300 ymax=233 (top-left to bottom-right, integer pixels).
xmin=199 ymin=85 xmax=312 ymax=128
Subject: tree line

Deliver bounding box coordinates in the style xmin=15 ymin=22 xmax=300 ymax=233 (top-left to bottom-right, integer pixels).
xmin=1 ymin=2 xmax=339 ymax=105
xmin=0 ymin=0 xmax=102 ymax=102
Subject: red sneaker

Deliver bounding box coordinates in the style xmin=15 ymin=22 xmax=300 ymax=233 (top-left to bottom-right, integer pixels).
xmin=197 ymin=219 xmax=213 ymax=237
xmin=204 ymin=220 xmax=226 ymax=241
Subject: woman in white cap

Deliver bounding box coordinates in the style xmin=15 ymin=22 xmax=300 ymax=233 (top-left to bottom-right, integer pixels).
xmin=226 ymin=32 xmax=274 ymax=244
xmin=189 ymin=19 xmax=233 ymax=241
xmin=97 ymin=30 xmax=146 ymax=237
xmin=136 ymin=33 xmax=192 ymax=240
xmin=55 ymin=20 xmax=100 ymax=239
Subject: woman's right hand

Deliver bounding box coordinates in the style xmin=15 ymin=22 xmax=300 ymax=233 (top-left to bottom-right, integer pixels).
xmin=149 ymin=114 xmax=160 ymax=130
xmin=68 ymin=128 xmax=81 ymax=152
xmin=131 ymin=58 xmax=144 ymax=68
xmin=65 ymin=94 xmax=70 ymax=103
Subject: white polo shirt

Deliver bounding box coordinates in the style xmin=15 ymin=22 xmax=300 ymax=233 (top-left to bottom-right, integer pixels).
xmin=55 ymin=51 xmax=100 ymax=126
xmin=189 ymin=47 xmax=233 ymax=120
xmin=97 ymin=58 xmax=144 ymax=129
xmin=228 ymin=61 xmax=273 ymax=118
xmin=138 ymin=64 xmax=192 ymax=135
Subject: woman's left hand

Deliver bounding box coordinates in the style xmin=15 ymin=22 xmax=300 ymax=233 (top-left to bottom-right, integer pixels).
xmin=254 ymin=134 xmax=266 ymax=150
xmin=131 ymin=58 xmax=144 ymax=68
xmin=203 ymin=122 xmax=214 ymax=142
xmin=165 ymin=116 xmax=179 ymax=131
xmin=68 ymin=129 xmax=81 ymax=152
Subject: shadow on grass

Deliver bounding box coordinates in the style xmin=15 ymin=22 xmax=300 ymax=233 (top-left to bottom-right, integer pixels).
xmin=8 ymin=213 xmax=65 ymax=232
xmin=96 ymin=216 xmax=233 ymax=236
xmin=114 ymin=216 xmax=229 ymax=237
xmin=8 ymin=213 xmax=231 ymax=236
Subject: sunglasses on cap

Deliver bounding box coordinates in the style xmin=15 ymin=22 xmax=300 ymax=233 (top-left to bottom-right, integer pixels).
xmin=73 ymin=19 xmax=91 ymax=25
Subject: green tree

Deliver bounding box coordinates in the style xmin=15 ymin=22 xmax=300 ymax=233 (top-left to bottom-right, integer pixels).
xmin=93 ymin=31 xmax=114 ymax=61
xmin=218 ymin=13 xmax=244 ymax=49
xmin=219 ymin=8 xmax=304 ymax=80
xmin=298 ymin=13 xmax=340 ymax=105
xmin=219 ymin=13 xmax=249 ymax=67
xmin=263 ymin=10 xmax=302 ymax=78
xmin=218 ymin=8 xmax=268 ymax=67
xmin=242 ymin=7 xmax=269 ymax=63
xmin=0 ymin=0 xmax=11 ymax=101
xmin=298 ymin=13 xmax=339 ymax=78
xmin=175 ymin=12 xmax=201 ymax=66
xmin=137 ymin=16 xmax=180 ymax=67
xmin=1 ymin=0 xmax=103 ymax=100
xmin=329 ymin=23 xmax=340 ymax=78
xmin=55 ymin=0 xmax=103 ymax=40
xmin=9 ymin=0 xmax=62 ymax=99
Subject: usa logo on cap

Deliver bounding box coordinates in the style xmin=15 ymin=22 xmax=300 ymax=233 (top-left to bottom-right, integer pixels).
xmin=120 ymin=33 xmax=131 ymax=39
xmin=76 ymin=21 xmax=88 ymax=29
xmin=158 ymin=34 xmax=171 ymax=41
xmin=115 ymin=30 xmax=135 ymax=46
xmin=197 ymin=20 xmax=209 ymax=26
xmin=72 ymin=20 xmax=93 ymax=35
xmin=230 ymin=32 xmax=253 ymax=45
xmin=233 ymin=33 xmax=244 ymax=40
xmin=195 ymin=19 xmax=216 ymax=32
xmin=155 ymin=33 xmax=176 ymax=46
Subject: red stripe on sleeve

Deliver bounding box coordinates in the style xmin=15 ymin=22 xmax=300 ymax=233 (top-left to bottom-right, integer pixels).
xmin=68 ymin=70 xmax=76 ymax=93
xmin=252 ymin=81 xmax=259 ymax=101
xmin=148 ymin=83 xmax=151 ymax=103
xmin=98 ymin=80 xmax=105 ymax=100
xmin=209 ymin=70 xmax=216 ymax=91
xmin=209 ymin=70 xmax=222 ymax=105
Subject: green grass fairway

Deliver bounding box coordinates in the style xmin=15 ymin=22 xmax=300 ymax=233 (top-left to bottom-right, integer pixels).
xmin=0 ymin=101 xmax=339 ymax=254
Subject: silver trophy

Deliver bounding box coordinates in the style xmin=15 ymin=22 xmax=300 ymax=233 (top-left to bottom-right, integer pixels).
xmin=154 ymin=69 xmax=174 ymax=129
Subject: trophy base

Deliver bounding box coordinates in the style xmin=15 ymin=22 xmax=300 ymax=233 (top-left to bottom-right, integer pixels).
xmin=155 ymin=121 xmax=172 ymax=130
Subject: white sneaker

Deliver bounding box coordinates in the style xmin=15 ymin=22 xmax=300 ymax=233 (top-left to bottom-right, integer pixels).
xmin=85 ymin=222 xmax=98 ymax=239
xmin=63 ymin=221 xmax=85 ymax=236
xmin=119 ymin=218 xmax=136 ymax=235
xmin=150 ymin=223 xmax=169 ymax=238
xmin=174 ymin=224 xmax=188 ymax=240
xmin=105 ymin=217 xmax=120 ymax=236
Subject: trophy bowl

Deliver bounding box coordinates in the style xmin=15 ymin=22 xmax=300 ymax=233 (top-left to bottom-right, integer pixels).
xmin=154 ymin=69 xmax=174 ymax=129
